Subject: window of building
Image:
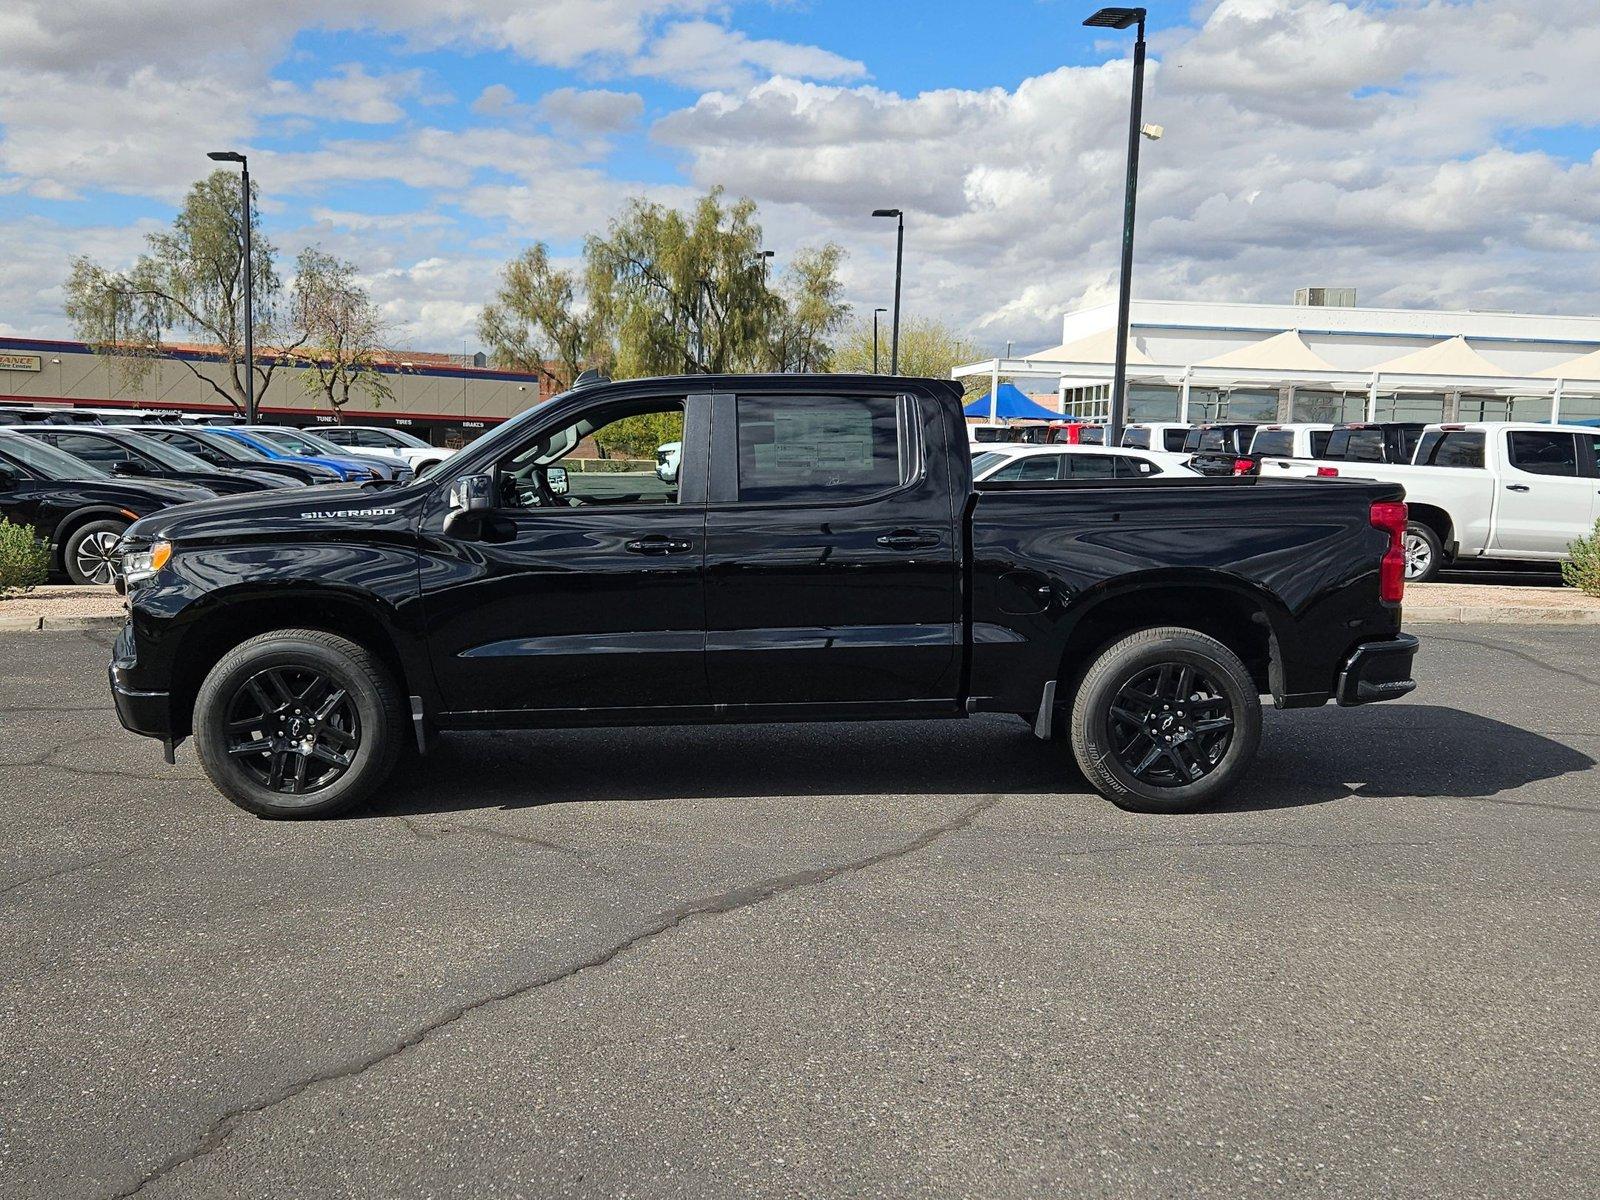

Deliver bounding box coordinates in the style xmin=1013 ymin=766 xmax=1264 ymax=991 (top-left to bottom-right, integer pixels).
xmin=1221 ymin=389 xmax=1279 ymax=422
xmin=736 ymin=393 xmax=906 ymax=503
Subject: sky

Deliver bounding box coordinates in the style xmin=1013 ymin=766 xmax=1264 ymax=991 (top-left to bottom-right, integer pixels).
xmin=1 ymin=0 xmax=1598 ymax=356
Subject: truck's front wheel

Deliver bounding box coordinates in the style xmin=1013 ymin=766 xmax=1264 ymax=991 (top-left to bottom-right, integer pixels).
xmin=193 ymin=630 xmax=405 ymax=819
xmin=1070 ymin=627 xmax=1262 ymax=813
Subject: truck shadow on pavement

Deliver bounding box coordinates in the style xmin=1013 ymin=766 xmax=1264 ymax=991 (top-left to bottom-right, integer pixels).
xmin=368 ymin=704 xmax=1595 ymax=819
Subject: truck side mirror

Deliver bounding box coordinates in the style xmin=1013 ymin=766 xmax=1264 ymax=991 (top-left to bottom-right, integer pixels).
xmin=111 ymin=460 xmax=148 ymax=476
xmin=0 ymin=465 xmax=15 ymax=489
xmin=546 ymin=466 xmax=568 ymax=496
xmin=443 ymin=472 xmax=499 ymax=540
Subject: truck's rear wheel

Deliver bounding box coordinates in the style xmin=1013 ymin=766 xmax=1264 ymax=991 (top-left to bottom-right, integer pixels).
xmin=193 ymin=630 xmax=404 ymax=819
xmin=1070 ymin=627 xmax=1261 ymax=813
xmin=1403 ymin=521 xmax=1443 ymax=582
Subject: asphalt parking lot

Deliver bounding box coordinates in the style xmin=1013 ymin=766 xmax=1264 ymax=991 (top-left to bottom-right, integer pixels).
xmin=2 ymin=624 xmax=1597 ymax=1199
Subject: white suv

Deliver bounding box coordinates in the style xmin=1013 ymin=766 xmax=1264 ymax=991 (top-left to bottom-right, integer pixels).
xmin=308 ymin=425 xmax=454 ymax=473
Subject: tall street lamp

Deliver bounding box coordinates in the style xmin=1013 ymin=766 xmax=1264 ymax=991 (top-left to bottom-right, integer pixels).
xmin=871 ymin=208 xmax=903 ymax=374
xmin=1083 ymin=6 xmax=1154 ymax=446
xmin=872 ymin=307 xmax=887 ymax=374
xmin=207 ymin=150 xmax=254 ymax=426
xmin=753 ymin=248 xmax=775 ymax=285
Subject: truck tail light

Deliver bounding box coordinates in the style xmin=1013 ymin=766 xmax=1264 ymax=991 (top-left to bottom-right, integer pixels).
xmin=1232 ymin=457 xmax=1255 ymax=476
xmin=1316 ymin=466 xmax=1340 ymax=477
xmin=1370 ymin=500 xmax=1408 ymax=604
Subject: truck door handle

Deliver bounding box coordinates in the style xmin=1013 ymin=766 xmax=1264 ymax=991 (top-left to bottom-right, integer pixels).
xmin=1505 ymin=484 xmax=1531 ymax=493
xmin=625 ymin=536 xmax=693 ymax=555
xmin=876 ymin=530 xmax=940 ymax=550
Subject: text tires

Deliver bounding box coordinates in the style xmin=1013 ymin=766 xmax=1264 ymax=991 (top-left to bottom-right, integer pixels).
xmin=1403 ymin=521 xmax=1443 ymax=583
xmin=1070 ymin=627 xmax=1262 ymax=813
xmin=64 ymin=518 xmax=128 ymax=586
xmin=193 ymin=630 xmax=404 ymax=819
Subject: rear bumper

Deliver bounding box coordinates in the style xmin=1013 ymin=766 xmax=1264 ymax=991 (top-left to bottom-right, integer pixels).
xmin=1335 ymin=634 xmax=1419 ymax=706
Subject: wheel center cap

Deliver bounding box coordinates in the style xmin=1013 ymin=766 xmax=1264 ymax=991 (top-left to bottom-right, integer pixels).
xmin=1160 ymin=715 xmax=1174 ymax=730
xmin=289 ymin=718 xmax=306 ymax=737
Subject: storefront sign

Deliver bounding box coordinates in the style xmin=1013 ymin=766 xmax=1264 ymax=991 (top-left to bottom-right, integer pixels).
xmin=0 ymin=353 xmax=42 ymax=372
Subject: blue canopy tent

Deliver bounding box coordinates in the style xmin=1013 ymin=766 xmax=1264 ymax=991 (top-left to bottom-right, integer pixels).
xmin=962 ymin=383 xmax=1061 ymax=423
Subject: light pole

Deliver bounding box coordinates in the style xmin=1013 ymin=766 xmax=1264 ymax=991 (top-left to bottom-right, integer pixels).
xmin=871 ymin=208 xmax=903 ymax=374
xmin=1082 ymin=7 xmax=1154 ymax=446
xmin=208 ymin=150 xmax=254 ymax=425
xmin=753 ymin=249 xmax=775 ymax=284
xmin=872 ymin=307 xmax=887 ymax=373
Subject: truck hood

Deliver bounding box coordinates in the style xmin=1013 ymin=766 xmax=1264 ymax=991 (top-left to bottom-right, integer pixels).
xmin=124 ymin=478 xmax=425 ymax=543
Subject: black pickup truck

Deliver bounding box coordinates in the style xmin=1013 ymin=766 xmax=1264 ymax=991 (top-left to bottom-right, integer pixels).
xmin=109 ymin=374 xmax=1418 ymax=818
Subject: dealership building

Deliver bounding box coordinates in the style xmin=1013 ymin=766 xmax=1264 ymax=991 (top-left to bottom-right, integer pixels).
xmin=955 ymin=297 xmax=1600 ymax=427
xmin=0 ymin=336 xmax=559 ymax=447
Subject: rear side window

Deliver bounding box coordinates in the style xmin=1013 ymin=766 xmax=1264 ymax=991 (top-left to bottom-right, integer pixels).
xmin=1122 ymin=427 xmax=1150 ymax=449
xmin=1507 ymin=431 xmax=1579 ymax=477
xmin=1064 ymin=455 xmax=1116 ymax=480
xmin=1330 ymin=430 xmax=1385 ymax=461
xmin=1112 ymin=455 xmax=1158 ymax=477
xmin=1416 ymin=431 xmax=1485 ymax=468
xmin=737 ymin=394 xmax=906 ymax=502
xmin=1162 ymin=429 xmax=1187 ymax=452
xmin=1584 ymin=435 xmax=1600 ymax=476
xmin=1250 ymin=430 xmax=1294 ymax=457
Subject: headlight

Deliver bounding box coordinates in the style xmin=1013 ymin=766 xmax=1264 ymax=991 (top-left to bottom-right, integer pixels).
xmin=122 ymin=540 xmax=172 ymax=585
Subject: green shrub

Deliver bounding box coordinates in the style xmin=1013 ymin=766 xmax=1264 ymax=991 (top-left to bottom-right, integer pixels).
xmin=0 ymin=519 xmax=50 ymax=599
xmin=1564 ymin=518 xmax=1600 ymax=598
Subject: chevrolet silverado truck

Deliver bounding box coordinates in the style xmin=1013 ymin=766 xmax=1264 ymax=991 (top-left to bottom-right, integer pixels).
xmin=1260 ymin=422 xmax=1600 ymax=581
xmin=108 ymin=374 xmax=1419 ymax=819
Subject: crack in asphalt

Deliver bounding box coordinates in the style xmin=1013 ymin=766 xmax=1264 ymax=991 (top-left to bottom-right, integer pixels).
xmin=107 ymin=794 xmax=1003 ymax=1199
xmin=388 ymin=815 xmax=600 ymax=872
xmin=0 ymin=847 xmax=143 ymax=899
xmin=1424 ymin=633 xmax=1599 ymax=689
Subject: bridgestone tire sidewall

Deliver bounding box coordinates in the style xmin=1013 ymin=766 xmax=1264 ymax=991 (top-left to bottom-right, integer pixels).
xmin=193 ymin=632 xmax=402 ymax=819
xmin=1072 ymin=628 xmax=1262 ymax=813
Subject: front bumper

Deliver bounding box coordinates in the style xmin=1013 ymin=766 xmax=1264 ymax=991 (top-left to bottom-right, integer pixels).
xmin=109 ymin=662 xmax=173 ymax=739
xmin=1335 ymin=633 xmax=1419 ymax=706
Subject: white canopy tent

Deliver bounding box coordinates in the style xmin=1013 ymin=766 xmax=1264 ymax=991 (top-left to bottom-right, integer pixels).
xmin=954 ymin=326 xmax=1587 ymax=424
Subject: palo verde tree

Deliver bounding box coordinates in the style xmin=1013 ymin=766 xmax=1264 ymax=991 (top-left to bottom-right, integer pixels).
xmin=63 ymin=169 xmax=303 ymax=413
xmin=477 ymin=243 xmax=607 ymax=392
xmin=289 ymin=246 xmax=393 ymax=419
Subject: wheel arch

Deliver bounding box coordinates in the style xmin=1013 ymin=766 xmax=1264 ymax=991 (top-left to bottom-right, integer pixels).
xmin=52 ymin=506 xmax=137 ymax=571
xmin=1405 ymin=503 xmax=1454 ymax=553
xmin=1050 ymin=572 xmax=1285 ymax=709
xmin=164 ymin=587 xmax=418 ymax=740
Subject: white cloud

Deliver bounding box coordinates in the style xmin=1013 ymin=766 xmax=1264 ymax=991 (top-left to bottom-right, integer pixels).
xmin=656 ymin=0 xmax=1600 ymax=346
xmin=536 ymin=88 xmax=646 ymax=134
xmin=629 ymin=20 xmax=868 ymax=90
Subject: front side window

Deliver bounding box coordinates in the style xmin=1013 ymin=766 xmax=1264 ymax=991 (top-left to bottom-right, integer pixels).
xmin=1122 ymin=427 xmax=1151 ymax=449
xmin=1507 ymin=431 xmax=1578 ymax=476
xmin=736 ymin=394 xmax=905 ymax=503
xmin=499 ymin=400 xmax=685 ymax=509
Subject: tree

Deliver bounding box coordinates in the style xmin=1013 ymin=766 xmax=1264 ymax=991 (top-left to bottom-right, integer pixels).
xmin=830 ymin=315 xmax=986 ymax=392
xmin=289 ymin=247 xmax=393 ymax=419
xmin=477 ymin=243 xmax=606 ymax=391
xmin=767 ymin=244 xmax=849 ymax=373
xmin=584 ymin=187 xmax=782 ymax=377
xmin=63 ymin=170 xmax=302 ymax=413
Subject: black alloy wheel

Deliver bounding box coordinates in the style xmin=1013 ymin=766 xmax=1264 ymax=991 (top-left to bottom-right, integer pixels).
xmin=1107 ymin=662 xmax=1234 ymax=786
xmin=224 ymin=666 xmax=360 ymax=795
xmin=1069 ymin=626 xmax=1262 ymax=813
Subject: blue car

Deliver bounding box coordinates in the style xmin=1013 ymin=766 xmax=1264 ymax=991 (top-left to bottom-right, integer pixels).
xmin=212 ymin=428 xmax=377 ymax=482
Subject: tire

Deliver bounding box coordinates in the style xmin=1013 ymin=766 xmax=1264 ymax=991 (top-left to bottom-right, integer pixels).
xmin=63 ymin=518 xmax=129 ymax=586
xmin=193 ymin=629 xmax=404 ymax=819
xmin=1069 ymin=627 xmax=1262 ymax=814
xmin=1403 ymin=521 xmax=1443 ymax=583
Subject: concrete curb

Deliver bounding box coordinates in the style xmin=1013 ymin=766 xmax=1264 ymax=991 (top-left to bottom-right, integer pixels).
xmin=0 ymin=615 xmax=124 ymax=632
xmin=1408 ymin=606 xmax=1600 ymax=625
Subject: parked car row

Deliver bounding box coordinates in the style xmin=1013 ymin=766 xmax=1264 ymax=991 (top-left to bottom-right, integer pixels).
xmin=0 ymin=418 xmax=417 ymax=582
xmin=1258 ymin=422 xmax=1600 ymax=580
